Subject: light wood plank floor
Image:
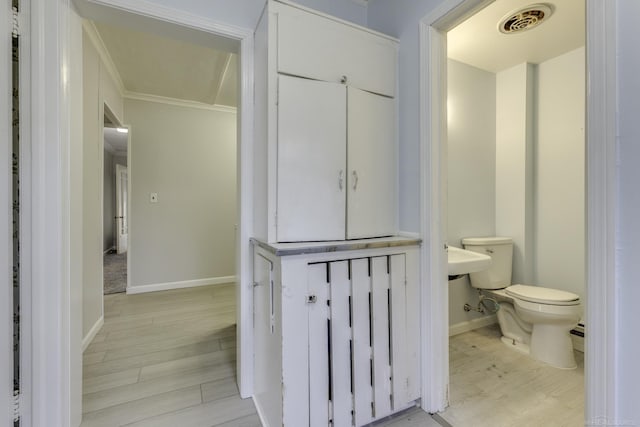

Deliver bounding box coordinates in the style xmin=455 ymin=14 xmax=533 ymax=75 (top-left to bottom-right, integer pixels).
xmin=81 ymin=284 xmax=260 ymax=427
xmin=85 ymin=285 xmax=583 ymax=427
xmin=440 ymin=324 xmax=584 ymax=427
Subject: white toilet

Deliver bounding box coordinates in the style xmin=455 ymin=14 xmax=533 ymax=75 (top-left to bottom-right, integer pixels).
xmin=462 ymin=236 xmax=582 ymax=369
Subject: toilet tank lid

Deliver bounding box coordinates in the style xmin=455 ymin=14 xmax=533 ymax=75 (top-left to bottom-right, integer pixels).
xmin=461 ymin=236 xmax=512 ymax=246
xmin=506 ymin=284 xmax=580 ymax=305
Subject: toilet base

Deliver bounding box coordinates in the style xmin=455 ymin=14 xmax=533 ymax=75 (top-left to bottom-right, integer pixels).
xmin=529 ymin=324 xmax=578 ymax=369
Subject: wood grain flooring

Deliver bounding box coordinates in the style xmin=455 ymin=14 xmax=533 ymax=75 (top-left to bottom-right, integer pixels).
xmin=440 ymin=324 xmax=584 ymax=427
xmin=81 ymin=284 xmax=260 ymax=427
xmin=83 ymin=284 xmax=580 ymax=426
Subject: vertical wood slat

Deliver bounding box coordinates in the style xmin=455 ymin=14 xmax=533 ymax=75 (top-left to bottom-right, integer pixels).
xmin=308 ymin=263 xmax=331 ymax=427
xmin=330 ymin=262 xmax=354 ymax=426
xmin=405 ymin=249 xmax=421 ymax=400
xmin=351 ymin=259 xmax=374 ymax=426
xmin=389 ymin=254 xmax=408 ymax=409
xmin=371 ymin=256 xmax=392 ymax=418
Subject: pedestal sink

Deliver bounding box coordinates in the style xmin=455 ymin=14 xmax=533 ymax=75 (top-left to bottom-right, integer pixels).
xmin=448 ymin=246 xmax=491 ymax=278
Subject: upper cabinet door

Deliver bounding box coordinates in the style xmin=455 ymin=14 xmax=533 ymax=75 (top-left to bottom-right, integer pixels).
xmin=277 ymin=75 xmax=347 ymax=242
xmin=347 ymin=88 xmax=397 ymax=240
xmin=276 ymin=4 xmax=397 ymax=98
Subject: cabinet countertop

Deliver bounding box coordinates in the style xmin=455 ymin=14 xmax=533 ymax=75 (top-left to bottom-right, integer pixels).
xmin=251 ymin=236 xmax=422 ymax=257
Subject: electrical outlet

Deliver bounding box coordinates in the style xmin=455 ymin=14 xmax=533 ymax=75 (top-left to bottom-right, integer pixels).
xmin=150 ymin=192 xmax=158 ymax=203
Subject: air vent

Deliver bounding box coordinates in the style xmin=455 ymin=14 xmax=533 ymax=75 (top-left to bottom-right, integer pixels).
xmin=498 ymin=4 xmax=553 ymax=34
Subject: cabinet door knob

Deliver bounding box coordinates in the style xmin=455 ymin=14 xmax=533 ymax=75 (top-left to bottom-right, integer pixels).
xmin=352 ymin=170 xmax=359 ymax=190
xmin=338 ymin=170 xmax=344 ymax=190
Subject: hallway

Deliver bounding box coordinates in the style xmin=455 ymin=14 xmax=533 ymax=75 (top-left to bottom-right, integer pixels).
xmin=81 ymin=284 xmax=260 ymax=426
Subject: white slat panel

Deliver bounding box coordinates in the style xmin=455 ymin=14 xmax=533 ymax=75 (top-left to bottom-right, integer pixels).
xmin=371 ymin=256 xmax=392 ymax=419
xmin=308 ymin=263 xmax=331 ymax=427
xmin=329 ymin=261 xmax=354 ymax=426
xmin=350 ymin=259 xmax=374 ymax=426
xmin=405 ymin=249 xmax=421 ymax=400
xmin=389 ymin=254 xmax=408 ymax=409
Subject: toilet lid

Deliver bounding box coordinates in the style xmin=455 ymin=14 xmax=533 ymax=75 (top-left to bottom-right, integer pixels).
xmin=506 ymin=284 xmax=580 ymax=305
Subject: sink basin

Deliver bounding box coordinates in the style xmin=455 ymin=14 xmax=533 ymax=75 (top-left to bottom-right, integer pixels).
xmin=448 ymin=246 xmax=491 ymax=276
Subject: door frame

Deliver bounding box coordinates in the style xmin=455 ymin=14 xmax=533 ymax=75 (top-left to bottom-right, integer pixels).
xmin=29 ymin=0 xmax=254 ymax=423
xmin=1 ymin=1 xmax=14 ymax=424
xmin=75 ymin=0 xmax=257 ymax=399
xmin=419 ymin=0 xmax=617 ymax=421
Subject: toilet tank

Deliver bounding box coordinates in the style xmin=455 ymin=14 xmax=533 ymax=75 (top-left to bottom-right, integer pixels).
xmin=461 ymin=237 xmax=513 ymax=289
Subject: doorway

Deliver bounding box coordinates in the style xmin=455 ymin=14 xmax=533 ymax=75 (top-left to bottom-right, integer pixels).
xmin=419 ymin=0 xmax=614 ymax=423
xmin=79 ymin=7 xmax=245 ymax=421
xmin=70 ymin=0 xmax=255 ymax=421
xmin=103 ymin=110 xmax=129 ymax=295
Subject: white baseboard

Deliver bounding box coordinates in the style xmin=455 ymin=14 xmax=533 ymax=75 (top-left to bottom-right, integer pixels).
xmin=82 ymin=316 xmax=104 ymax=352
xmin=126 ymin=275 xmax=236 ymax=295
xmin=253 ymin=396 xmax=271 ymax=427
xmin=449 ymin=314 xmax=497 ymax=337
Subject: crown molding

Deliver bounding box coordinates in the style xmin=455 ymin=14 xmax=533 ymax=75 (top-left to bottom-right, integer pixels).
xmin=123 ymin=90 xmax=237 ymax=113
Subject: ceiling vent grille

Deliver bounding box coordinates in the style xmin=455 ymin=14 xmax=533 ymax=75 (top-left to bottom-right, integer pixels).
xmin=498 ymin=4 xmax=553 ymax=34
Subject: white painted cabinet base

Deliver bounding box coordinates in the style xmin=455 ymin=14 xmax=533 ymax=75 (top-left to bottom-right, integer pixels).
xmin=252 ymin=239 xmax=421 ymax=427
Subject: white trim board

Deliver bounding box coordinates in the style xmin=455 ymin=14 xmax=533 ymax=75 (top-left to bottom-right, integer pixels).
xmin=123 ymin=91 xmax=237 ymax=113
xmin=82 ymin=316 xmax=104 ymax=352
xmin=449 ymin=315 xmax=497 ymax=337
xmin=0 ymin=1 xmax=14 ymax=424
xmin=126 ymin=276 xmax=237 ymax=295
xmin=585 ymin=0 xmax=617 ymax=421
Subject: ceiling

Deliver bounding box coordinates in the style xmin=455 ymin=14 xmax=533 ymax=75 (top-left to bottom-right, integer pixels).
xmin=447 ymin=0 xmax=585 ymax=73
xmin=93 ymin=21 xmax=238 ymax=107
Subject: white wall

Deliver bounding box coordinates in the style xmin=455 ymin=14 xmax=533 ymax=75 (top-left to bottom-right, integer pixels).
xmin=90 ymin=0 xmax=367 ymax=36
xmin=615 ymin=1 xmax=640 ymax=423
xmin=447 ymin=59 xmax=496 ymax=326
xmin=366 ymin=0 xmax=444 ymax=232
xmin=495 ymin=63 xmax=535 ymax=285
xmin=82 ymin=27 xmax=124 ymax=338
xmin=535 ymin=47 xmax=585 ymax=300
xmin=125 ymin=99 xmax=237 ymax=290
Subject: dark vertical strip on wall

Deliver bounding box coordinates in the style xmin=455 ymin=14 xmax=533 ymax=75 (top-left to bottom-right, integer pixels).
xmin=11 ymin=0 xmax=21 ymax=425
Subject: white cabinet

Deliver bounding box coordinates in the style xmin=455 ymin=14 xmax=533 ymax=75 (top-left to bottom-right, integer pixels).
xmin=252 ymin=238 xmax=421 ymax=427
xmin=347 ymin=87 xmax=397 ymax=239
xmin=277 ymin=76 xmax=347 ymax=242
xmin=277 ymin=4 xmax=396 ymax=97
xmin=255 ymin=0 xmax=399 ymax=243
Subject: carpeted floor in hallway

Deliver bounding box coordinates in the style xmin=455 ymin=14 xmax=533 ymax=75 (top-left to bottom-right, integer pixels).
xmin=104 ymin=251 xmax=127 ymax=294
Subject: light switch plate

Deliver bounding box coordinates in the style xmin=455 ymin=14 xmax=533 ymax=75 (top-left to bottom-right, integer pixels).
xmin=150 ymin=192 xmax=158 ymax=203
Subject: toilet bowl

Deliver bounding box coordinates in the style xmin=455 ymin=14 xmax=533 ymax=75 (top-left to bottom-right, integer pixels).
xmin=462 ymin=237 xmax=582 ymax=369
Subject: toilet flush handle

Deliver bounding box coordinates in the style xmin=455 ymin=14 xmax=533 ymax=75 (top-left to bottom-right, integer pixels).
xmin=486 ymin=248 xmax=494 ymax=254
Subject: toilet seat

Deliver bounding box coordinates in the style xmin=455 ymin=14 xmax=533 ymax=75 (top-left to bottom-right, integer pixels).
xmin=506 ymin=284 xmax=580 ymax=306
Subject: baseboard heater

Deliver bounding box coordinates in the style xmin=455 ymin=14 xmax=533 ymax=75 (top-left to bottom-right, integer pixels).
xmin=308 ymin=256 xmax=415 ymax=426
xmin=570 ymin=321 xmax=585 ymax=353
